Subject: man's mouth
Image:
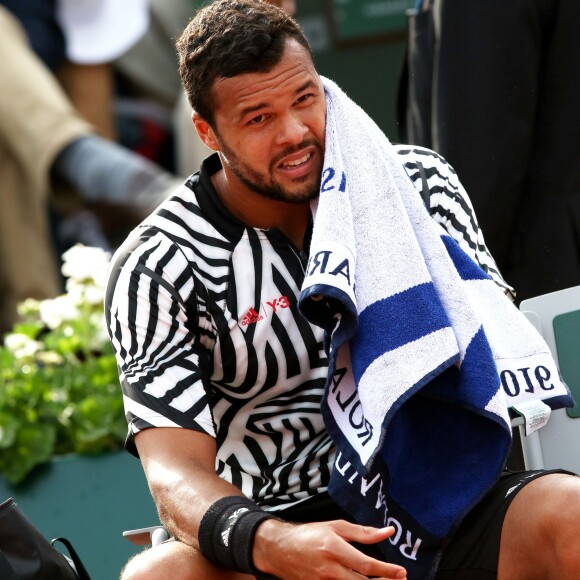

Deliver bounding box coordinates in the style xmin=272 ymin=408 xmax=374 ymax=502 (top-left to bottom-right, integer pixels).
xmin=280 ymin=152 xmax=312 ymax=168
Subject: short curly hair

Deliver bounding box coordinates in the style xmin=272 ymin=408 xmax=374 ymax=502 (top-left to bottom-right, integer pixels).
xmin=176 ymin=0 xmax=313 ymax=126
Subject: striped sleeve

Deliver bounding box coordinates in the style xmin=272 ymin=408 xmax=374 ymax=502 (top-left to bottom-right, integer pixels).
xmin=395 ymin=144 xmax=516 ymax=300
xmin=105 ymin=227 xmax=216 ymax=455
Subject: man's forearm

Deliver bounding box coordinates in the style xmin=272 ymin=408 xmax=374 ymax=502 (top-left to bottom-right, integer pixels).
xmin=135 ymin=427 xmax=247 ymax=548
xmin=146 ymin=460 xmax=246 ymax=547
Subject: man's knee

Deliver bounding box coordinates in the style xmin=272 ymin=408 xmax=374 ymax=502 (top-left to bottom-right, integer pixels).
xmin=120 ymin=542 xmax=195 ymax=580
xmin=499 ymin=473 xmax=580 ymax=579
xmin=119 ymin=540 xmax=253 ymax=580
xmin=516 ymin=473 xmax=580 ymax=577
xmin=120 ymin=550 xmax=153 ymax=580
xmin=541 ymin=475 xmax=580 ymax=576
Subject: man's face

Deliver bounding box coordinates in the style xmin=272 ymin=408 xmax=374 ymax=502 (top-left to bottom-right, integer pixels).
xmin=205 ymin=39 xmax=326 ymax=205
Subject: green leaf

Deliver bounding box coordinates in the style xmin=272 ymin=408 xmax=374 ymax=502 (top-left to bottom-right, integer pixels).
xmin=0 ymin=413 xmax=18 ymax=449
xmin=0 ymin=247 xmax=126 ymax=485
xmin=0 ymin=424 xmax=56 ymax=484
xmin=10 ymin=320 xmax=44 ymax=339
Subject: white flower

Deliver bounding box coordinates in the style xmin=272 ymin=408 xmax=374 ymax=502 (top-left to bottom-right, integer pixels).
xmin=65 ymin=279 xmax=104 ymax=306
xmin=83 ymin=283 xmax=105 ymax=305
xmin=4 ymin=333 xmax=43 ymax=359
xmin=61 ymin=244 xmax=111 ymax=284
xmin=91 ymin=259 xmax=110 ymax=290
xmin=36 ymin=351 xmax=65 ymax=366
xmin=4 ymin=333 xmax=30 ymax=352
xmin=64 ymin=280 xmax=85 ymax=306
xmin=39 ymin=295 xmax=80 ymax=330
xmin=16 ymin=298 xmax=41 ymax=317
xmin=92 ymin=313 xmax=110 ymax=346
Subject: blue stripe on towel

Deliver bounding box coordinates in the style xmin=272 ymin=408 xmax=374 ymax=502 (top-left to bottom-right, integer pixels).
xmin=441 ymin=235 xmax=491 ymax=281
xmin=350 ymin=282 xmax=451 ymax=383
xmin=429 ymin=326 xmax=500 ymax=410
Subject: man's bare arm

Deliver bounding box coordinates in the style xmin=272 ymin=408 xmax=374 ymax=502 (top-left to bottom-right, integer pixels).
xmin=135 ymin=427 xmax=407 ymax=578
xmin=135 ymin=427 xmax=244 ymax=547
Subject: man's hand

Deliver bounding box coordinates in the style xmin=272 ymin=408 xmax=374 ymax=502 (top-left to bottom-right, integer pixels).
xmin=252 ymin=519 xmax=407 ymax=579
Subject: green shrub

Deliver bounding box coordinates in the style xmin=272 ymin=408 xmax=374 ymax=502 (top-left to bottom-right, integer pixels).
xmin=0 ymin=245 xmax=125 ymax=484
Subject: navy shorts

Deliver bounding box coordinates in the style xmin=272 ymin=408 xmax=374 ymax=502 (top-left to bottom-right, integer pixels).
xmin=434 ymin=469 xmax=573 ymax=579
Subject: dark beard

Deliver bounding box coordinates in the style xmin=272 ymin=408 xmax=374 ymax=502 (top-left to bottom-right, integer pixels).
xmin=218 ymin=138 xmax=323 ymax=204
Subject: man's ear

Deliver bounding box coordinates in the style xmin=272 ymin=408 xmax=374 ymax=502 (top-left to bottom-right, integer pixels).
xmin=192 ymin=112 xmax=220 ymax=151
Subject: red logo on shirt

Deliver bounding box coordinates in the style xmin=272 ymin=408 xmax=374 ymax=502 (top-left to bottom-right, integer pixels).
xmin=241 ymin=307 xmax=263 ymax=326
xmin=240 ymin=296 xmax=290 ymax=326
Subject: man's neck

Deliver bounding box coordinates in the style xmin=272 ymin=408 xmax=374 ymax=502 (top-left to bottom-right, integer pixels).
xmin=211 ymin=168 xmax=311 ymax=250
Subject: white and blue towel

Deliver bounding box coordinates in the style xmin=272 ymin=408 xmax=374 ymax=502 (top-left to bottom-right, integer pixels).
xmin=298 ymin=78 xmax=574 ymax=580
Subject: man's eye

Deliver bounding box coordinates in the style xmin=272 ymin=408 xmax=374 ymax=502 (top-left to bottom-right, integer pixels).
xmin=296 ymin=94 xmax=312 ymax=104
xmin=249 ymin=114 xmax=266 ymax=125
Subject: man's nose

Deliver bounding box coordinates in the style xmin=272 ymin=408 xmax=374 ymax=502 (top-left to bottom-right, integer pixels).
xmin=277 ymin=112 xmax=308 ymax=145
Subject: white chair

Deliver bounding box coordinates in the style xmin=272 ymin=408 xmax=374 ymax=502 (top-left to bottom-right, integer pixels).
xmin=517 ymin=285 xmax=580 ymax=473
xmin=123 ymin=525 xmax=170 ymax=547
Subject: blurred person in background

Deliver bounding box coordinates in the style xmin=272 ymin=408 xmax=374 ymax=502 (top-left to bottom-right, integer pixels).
xmin=398 ymin=0 xmax=580 ymax=303
xmin=0 ymin=1 xmax=180 ymax=334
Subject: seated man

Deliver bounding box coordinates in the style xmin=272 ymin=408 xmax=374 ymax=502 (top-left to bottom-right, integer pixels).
xmin=105 ymin=1 xmax=580 ymax=579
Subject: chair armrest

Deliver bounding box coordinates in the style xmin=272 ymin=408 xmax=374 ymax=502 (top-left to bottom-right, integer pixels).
xmin=123 ymin=526 xmax=170 ymax=546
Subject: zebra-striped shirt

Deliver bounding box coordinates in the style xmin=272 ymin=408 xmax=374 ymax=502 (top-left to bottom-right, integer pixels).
xmin=105 ymin=146 xmax=513 ymax=510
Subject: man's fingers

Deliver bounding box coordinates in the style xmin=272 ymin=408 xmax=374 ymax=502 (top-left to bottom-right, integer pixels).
xmin=347 ymin=545 xmax=407 ymax=579
xmin=355 ymin=525 xmax=397 ymax=545
xmin=333 ymin=522 xmax=407 ymax=578
xmin=331 ymin=520 xmax=397 ymax=545
xmin=324 ymin=523 xmax=406 ymax=579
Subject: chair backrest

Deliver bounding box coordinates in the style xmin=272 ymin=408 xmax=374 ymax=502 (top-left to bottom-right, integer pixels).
xmin=519 ymin=286 xmax=580 ymax=473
